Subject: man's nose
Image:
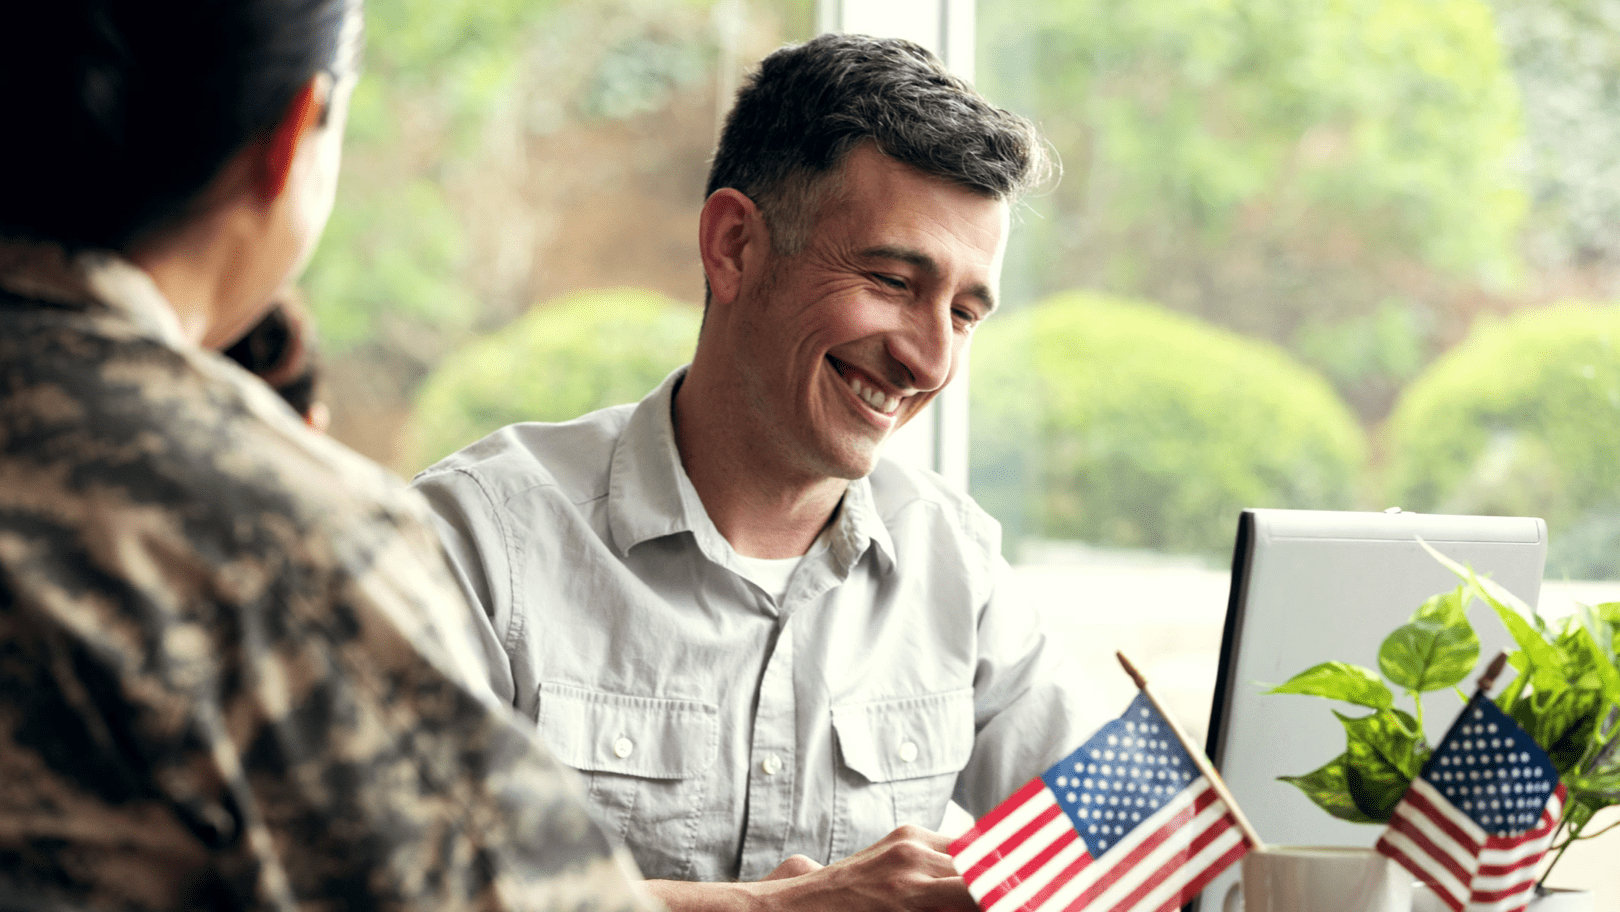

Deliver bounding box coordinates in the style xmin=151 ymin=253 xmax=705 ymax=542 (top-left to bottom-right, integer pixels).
xmin=887 ymin=303 xmax=956 ymax=393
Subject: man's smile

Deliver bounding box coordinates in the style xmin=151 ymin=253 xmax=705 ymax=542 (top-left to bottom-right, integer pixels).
xmin=827 ymin=356 xmax=902 ymax=416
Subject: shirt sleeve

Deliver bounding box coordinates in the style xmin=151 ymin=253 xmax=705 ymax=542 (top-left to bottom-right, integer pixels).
xmin=954 ymin=553 xmax=1092 ymax=815
xmin=413 ymin=465 xmax=522 ymax=707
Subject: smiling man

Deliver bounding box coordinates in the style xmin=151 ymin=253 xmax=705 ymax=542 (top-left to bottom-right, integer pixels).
xmin=415 ymin=33 xmax=1086 ymax=912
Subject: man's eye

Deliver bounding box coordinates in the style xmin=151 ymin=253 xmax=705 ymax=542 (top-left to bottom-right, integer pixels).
xmin=953 ymin=307 xmax=981 ymax=325
xmin=873 ymin=274 xmax=907 ymax=290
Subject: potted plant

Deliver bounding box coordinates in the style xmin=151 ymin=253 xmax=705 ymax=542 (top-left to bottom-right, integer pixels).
xmin=1265 ymin=544 xmax=1620 ymax=907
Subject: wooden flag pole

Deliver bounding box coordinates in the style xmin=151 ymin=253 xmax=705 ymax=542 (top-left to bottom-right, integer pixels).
xmin=1116 ymin=651 xmax=1267 ymax=851
xmin=1476 ymin=650 xmax=1509 ymax=696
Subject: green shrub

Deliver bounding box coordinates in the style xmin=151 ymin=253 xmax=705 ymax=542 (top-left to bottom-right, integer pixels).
xmin=1383 ymin=303 xmax=1620 ymax=578
xmin=970 ymin=291 xmax=1368 ymax=556
xmin=405 ymin=288 xmax=700 ymax=471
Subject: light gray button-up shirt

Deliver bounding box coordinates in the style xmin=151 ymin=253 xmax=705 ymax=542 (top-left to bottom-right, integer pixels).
xmin=413 ymin=368 xmax=1086 ymax=882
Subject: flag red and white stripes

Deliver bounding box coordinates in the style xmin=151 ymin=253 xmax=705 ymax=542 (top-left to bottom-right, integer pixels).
xmin=1377 ymin=778 xmax=1565 ymax=912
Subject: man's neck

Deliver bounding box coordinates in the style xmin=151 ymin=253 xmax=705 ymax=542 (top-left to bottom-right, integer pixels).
xmin=672 ymin=371 xmax=849 ymax=560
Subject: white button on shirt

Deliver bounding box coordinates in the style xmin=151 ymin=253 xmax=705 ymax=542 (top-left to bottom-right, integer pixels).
xmin=414 ymin=368 xmax=1086 ymax=883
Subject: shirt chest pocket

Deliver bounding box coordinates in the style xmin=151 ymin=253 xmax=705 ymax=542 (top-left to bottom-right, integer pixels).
xmin=829 ymin=688 xmax=975 ymax=859
xmin=536 ymin=682 xmax=718 ymax=881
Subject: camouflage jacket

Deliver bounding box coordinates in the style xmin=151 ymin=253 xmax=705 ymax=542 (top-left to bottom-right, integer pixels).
xmin=0 ymin=241 xmax=654 ymax=912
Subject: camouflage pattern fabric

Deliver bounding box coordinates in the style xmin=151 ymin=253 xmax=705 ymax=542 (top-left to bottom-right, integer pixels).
xmin=0 ymin=240 xmax=655 ymax=912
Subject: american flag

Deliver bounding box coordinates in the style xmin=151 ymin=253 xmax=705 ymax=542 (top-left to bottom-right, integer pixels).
xmin=949 ymin=693 xmax=1251 ymax=912
xmin=1375 ymin=693 xmax=1566 ymax=912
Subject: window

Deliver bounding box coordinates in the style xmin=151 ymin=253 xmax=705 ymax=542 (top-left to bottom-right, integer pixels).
xmin=969 ymin=0 xmax=1619 ymax=898
xmin=302 ymin=0 xmax=815 ymax=470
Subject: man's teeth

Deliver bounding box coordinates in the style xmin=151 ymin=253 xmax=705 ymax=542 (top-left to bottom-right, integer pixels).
xmin=848 ymin=376 xmax=900 ymax=414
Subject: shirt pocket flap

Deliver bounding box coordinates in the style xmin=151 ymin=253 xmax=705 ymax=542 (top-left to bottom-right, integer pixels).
xmin=832 ymin=688 xmax=975 ymax=783
xmin=537 ymin=682 xmax=719 ymax=780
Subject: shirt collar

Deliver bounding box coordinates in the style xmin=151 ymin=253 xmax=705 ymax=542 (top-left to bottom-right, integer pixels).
xmin=0 ymin=238 xmax=187 ymax=346
xmin=604 ymin=366 xmax=896 ymax=575
xmin=829 ymin=470 xmax=896 ymax=576
xmin=606 ymin=367 xmax=697 ymax=556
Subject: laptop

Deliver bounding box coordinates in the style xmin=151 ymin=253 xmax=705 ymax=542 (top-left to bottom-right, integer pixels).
xmin=1192 ymin=508 xmax=1548 ymax=911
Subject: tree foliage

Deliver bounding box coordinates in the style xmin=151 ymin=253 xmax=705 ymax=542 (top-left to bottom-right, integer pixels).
xmin=969 ymin=291 xmax=1367 ymax=556
xmin=303 ymin=0 xmax=562 ymax=351
xmin=1488 ymin=0 xmax=1620 ymax=273
xmin=979 ymin=0 xmax=1526 ymax=421
xmin=1382 ymin=302 xmax=1620 ymax=578
xmin=302 ymin=0 xmax=759 ymax=354
xmin=405 ymin=288 xmax=701 ymax=471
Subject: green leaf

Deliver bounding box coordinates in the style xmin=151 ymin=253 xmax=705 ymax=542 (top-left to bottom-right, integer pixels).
xmin=1339 ymin=709 xmax=1424 ymax=822
xmin=1567 ymin=707 xmax=1620 ymax=806
xmin=1413 ymin=586 xmax=1470 ymax=627
xmin=1568 ymin=764 xmax=1620 ymax=810
xmin=1419 ymin=539 xmax=1553 ymax=684
xmin=1561 ymin=796 xmax=1597 ymax=834
xmin=1379 ymin=587 xmax=1480 ymax=692
xmin=1420 ymin=538 xmax=1540 ymax=623
xmin=1265 ymin=662 xmax=1394 ymax=709
xmin=1508 ymin=686 xmax=1607 ymax=776
xmin=1588 ymin=707 xmax=1620 ymax=772
xmin=1278 ymin=754 xmax=1380 ymax=824
xmin=1576 ymin=604 xmax=1620 ymax=709
xmin=1596 ymin=602 xmax=1620 ymax=626
xmin=1482 ymin=587 xmax=1569 ymax=692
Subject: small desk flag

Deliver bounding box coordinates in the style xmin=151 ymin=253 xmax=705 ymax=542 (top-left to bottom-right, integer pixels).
xmin=949 ymin=693 xmax=1252 ymax=912
xmin=1374 ymin=692 xmax=1565 ymax=912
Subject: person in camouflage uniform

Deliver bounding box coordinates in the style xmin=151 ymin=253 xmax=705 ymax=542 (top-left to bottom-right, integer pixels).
xmin=0 ymin=3 xmax=653 ymax=910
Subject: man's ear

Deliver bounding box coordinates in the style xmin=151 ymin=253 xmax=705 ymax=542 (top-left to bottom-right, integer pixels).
xmin=698 ymin=188 xmax=765 ymax=307
xmin=258 ymin=75 xmax=327 ymax=201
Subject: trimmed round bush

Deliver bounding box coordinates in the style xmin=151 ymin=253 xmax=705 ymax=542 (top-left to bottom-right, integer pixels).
xmin=970 ymin=291 xmax=1367 ymax=556
xmin=405 ymin=288 xmax=701 ymax=471
xmin=1384 ymin=303 xmax=1620 ymax=578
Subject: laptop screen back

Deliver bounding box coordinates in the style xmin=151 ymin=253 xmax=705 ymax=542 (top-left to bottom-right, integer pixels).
xmin=1193 ymin=508 xmax=1547 ymax=910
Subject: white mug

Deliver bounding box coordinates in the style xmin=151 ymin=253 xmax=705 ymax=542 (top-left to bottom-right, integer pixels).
xmin=1222 ymin=846 xmax=1412 ymax=912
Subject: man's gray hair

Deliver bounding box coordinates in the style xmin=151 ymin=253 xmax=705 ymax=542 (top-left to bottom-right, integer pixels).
xmin=707 ymin=32 xmax=1053 ymax=256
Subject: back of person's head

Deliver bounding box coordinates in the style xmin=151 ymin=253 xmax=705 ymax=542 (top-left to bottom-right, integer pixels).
xmin=0 ymin=0 xmax=359 ymax=253
xmin=706 ymin=32 xmax=1052 ymax=255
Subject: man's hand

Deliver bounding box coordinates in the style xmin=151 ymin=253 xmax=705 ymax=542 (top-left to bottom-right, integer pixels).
xmin=787 ymin=825 xmax=976 ymax=912
xmin=645 ymin=825 xmax=976 ymax=912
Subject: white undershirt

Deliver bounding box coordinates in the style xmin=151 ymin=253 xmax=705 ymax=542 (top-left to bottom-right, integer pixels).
xmin=731 ymin=552 xmax=802 ymax=603
xmin=731 ymin=534 xmax=831 ymax=603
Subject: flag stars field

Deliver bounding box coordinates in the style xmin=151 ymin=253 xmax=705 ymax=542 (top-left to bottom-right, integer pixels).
xmin=1042 ymin=712 xmax=1202 ymax=852
xmin=1426 ymin=710 xmax=1557 ymax=836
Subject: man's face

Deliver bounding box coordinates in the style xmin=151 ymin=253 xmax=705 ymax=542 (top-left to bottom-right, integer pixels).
xmin=728 ymin=144 xmax=1010 ymax=482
